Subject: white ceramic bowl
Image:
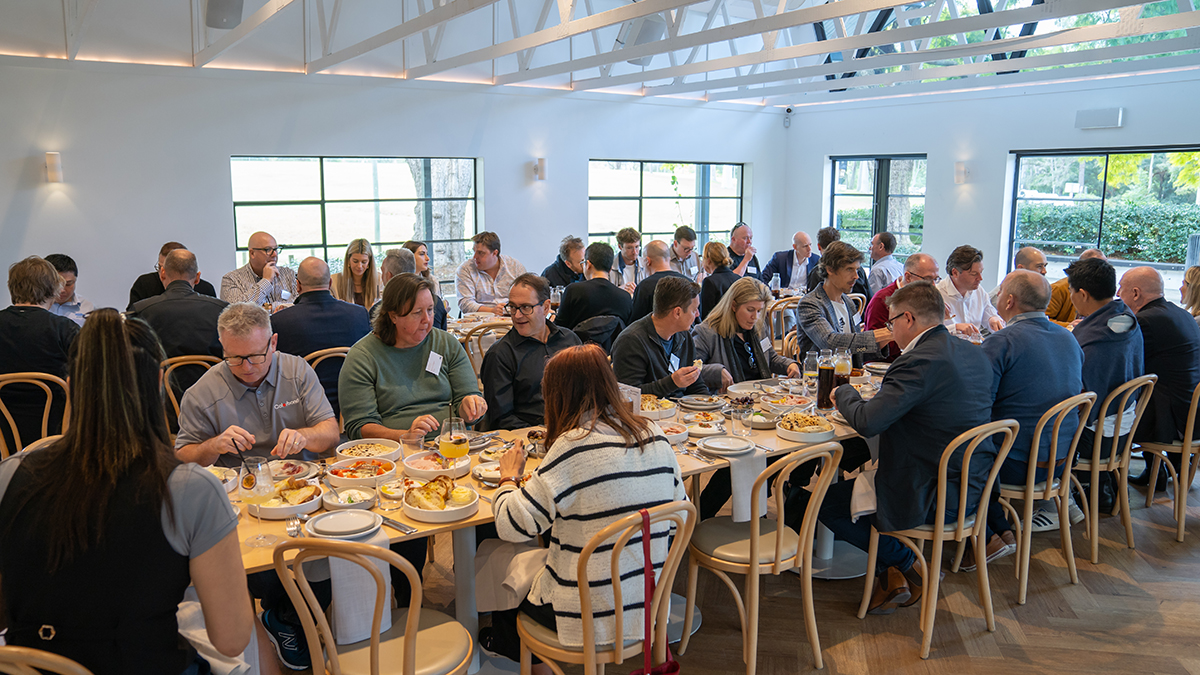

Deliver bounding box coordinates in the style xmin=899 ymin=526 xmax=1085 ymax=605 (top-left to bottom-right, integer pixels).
xmin=321 ymin=486 xmax=378 ymax=511
xmin=403 ymin=487 xmax=480 ymax=523
xmin=207 ymin=466 xmax=237 ymax=493
xmin=327 ymin=458 xmax=398 ymax=488
xmin=657 ymin=422 xmax=688 ymax=445
xmin=638 ymin=404 xmax=677 ymax=420
xmin=747 ymin=411 xmax=779 ymax=430
xmin=775 ymin=423 xmax=836 ymax=443
xmin=246 ymin=479 xmax=323 ymax=519
xmin=472 ymin=461 xmax=502 ymax=484
xmin=402 ymin=451 xmax=472 ymax=481
xmin=335 ymin=438 xmax=402 ymax=463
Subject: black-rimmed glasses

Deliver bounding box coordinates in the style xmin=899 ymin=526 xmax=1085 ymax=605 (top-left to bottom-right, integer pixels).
xmin=250 ymin=246 xmax=282 ymax=255
xmin=504 ymin=303 xmax=539 ymax=316
xmin=885 ymin=311 xmax=912 ymax=331
xmin=223 ymin=340 xmax=272 ymax=367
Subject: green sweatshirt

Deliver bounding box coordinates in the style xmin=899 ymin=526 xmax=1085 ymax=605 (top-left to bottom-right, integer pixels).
xmin=338 ymin=329 xmax=481 ymax=439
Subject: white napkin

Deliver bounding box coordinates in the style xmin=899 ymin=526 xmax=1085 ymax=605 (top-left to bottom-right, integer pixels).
xmin=474 ymin=539 xmax=550 ymax=612
xmin=177 ymin=586 xmax=258 ymax=675
xmin=850 ymin=460 xmax=879 ymax=523
xmin=728 ymin=445 xmax=768 ymax=523
xmin=330 ymin=528 xmax=393 ymax=645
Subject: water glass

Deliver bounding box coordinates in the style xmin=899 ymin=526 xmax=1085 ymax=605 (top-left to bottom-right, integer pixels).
xmin=399 ymin=430 xmax=425 ymax=460
xmin=376 ymin=476 xmax=405 ymax=511
xmin=733 ymin=407 xmax=754 ymax=437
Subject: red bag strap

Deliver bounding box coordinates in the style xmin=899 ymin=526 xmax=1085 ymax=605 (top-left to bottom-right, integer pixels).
xmin=640 ymin=508 xmax=654 ymax=675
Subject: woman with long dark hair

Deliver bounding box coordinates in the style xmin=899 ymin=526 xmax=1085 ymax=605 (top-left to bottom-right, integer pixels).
xmin=0 ymin=310 xmax=252 ymax=675
xmin=403 ymin=240 xmax=434 ymax=281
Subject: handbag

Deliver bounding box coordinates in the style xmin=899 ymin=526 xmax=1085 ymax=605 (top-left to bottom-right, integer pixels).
xmin=629 ymin=508 xmax=681 ymax=675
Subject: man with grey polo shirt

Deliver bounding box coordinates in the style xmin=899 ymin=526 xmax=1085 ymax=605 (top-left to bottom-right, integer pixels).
xmin=176 ymin=302 xmax=340 ymax=468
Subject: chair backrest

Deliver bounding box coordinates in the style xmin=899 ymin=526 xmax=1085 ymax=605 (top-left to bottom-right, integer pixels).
xmin=765 ymin=296 xmax=803 ymax=343
xmin=0 ymin=646 xmax=93 ymax=675
xmin=305 ymin=347 xmax=351 ymax=369
xmin=461 ymin=321 xmax=510 ymax=381
xmin=577 ymin=500 xmax=696 ymax=670
xmin=20 ymin=434 xmax=62 ymax=455
xmin=1021 ymin=393 xmax=1096 ymax=501
xmin=0 ymin=373 xmax=69 ymax=460
xmin=1085 ymin=374 xmax=1157 ymax=471
xmin=572 ymin=315 xmax=626 ymax=354
xmin=932 ymin=420 xmax=1018 ymax=541
xmin=781 ymin=330 xmax=800 ymax=360
xmin=846 ymin=293 xmax=867 ymax=318
xmin=161 ymin=356 xmax=223 ymax=419
xmin=274 ymin=539 xmax=437 ymax=675
xmin=750 ymin=442 xmax=844 ymax=575
xmin=1181 ymin=381 xmax=1200 ymax=479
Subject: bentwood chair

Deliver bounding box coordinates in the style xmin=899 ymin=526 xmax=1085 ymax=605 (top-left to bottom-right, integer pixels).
xmin=305 ymin=347 xmax=351 ymax=432
xmin=846 ymin=293 xmax=867 ymax=319
xmin=517 ymin=501 xmax=696 ymax=675
xmin=858 ymin=420 xmax=1017 ymax=659
xmin=781 ymin=330 xmax=800 ymax=360
xmin=0 ymin=373 xmax=70 ymax=459
xmin=274 ymin=539 xmax=473 ymax=675
xmin=765 ymin=296 xmax=803 ymax=348
xmin=0 ymin=647 xmax=92 ymax=675
xmin=1072 ymin=375 xmax=1156 ymax=562
xmin=21 ymin=434 xmax=63 ymax=454
xmin=460 ymin=322 xmax=510 ymax=386
xmin=1140 ymin=380 xmax=1200 ymax=542
xmin=996 ymin=393 xmax=1095 ymax=604
xmin=161 ymin=355 xmax=223 ymax=423
xmin=679 ymin=443 xmax=843 ymax=673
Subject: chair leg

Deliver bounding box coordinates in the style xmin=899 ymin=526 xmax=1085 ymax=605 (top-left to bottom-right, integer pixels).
xmin=1147 ymin=453 xmax=1162 ymax=509
xmin=801 ymin=556 xmax=824 ymax=671
xmin=1175 ymin=460 xmax=1188 ymax=543
xmin=921 ymin=538 xmax=943 ymax=659
xmin=520 ymin=642 xmax=532 ymax=675
xmin=857 ymin=528 xmax=880 ymax=620
xmin=950 ymin=538 xmax=966 ymax=574
xmin=1090 ymin=469 xmax=1102 ymax=564
xmin=1118 ymin=467 xmax=1135 ymax=551
xmin=975 ymin=534 xmax=996 ymax=633
xmin=678 ymin=556 xmax=700 ymax=655
xmin=1070 ymin=473 xmax=1091 ymax=540
xmin=1018 ymin=497 xmax=1036 ymax=604
xmin=745 ymin=571 xmax=760 ymax=675
xmin=1057 ymin=494 xmax=1078 ymax=585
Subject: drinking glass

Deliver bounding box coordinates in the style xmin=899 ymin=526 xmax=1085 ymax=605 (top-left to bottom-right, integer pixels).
xmin=439 ymin=417 xmax=469 ymax=465
xmin=399 ymin=431 xmax=425 ymax=460
xmin=733 ymin=407 xmax=754 ymax=437
xmin=376 ymin=476 xmax=405 ymax=511
xmin=239 ymin=457 xmax=279 ymax=548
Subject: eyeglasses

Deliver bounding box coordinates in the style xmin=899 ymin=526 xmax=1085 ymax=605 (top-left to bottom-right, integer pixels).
xmin=741 ymin=336 xmax=757 ymax=368
xmin=223 ymin=340 xmax=272 ymax=367
xmin=909 ymin=272 xmax=940 ymax=283
xmin=885 ymin=311 xmax=912 ymax=331
xmin=250 ymin=246 xmax=282 ymax=255
xmin=505 ymin=303 xmax=539 ymax=316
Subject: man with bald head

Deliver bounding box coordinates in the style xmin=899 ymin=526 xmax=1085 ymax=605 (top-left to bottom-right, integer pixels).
xmin=128 ymin=241 xmax=218 ymax=310
xmin=1047 ymin=248 xmax=1106 ymax=326
xmin=629 ymin=240 xmax=688 ymax=322
xmin=863 ymin=252 xmax=940 ymax=362
xmin=990 ymin=246 xmax=1048 ymax=307
xmin=271 ymin=257 xmax=371 ymax=421
xmin=1118 ymin=266 xmax=1200 ymax=488
xmin=727 ymin=222 xmax=762 ymax=280
xmin=220 ymin=231 xmax=298 ymax=305
xmin=763 ymin=231 xmax=821 ymax=292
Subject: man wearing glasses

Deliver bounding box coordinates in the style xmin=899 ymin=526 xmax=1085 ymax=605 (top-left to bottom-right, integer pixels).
xmin=175 ymin=302 xmax=340 ymax=468
xmin=127 ymin=241 xmax=218 ymax=309
xmin=936 ymin=244 xmax=1004 ymax=337
xmin=479 ymin=273 xmax=581 ymax=430
xmin=220 ymin=231 xmax=298 ymax=306
xmin=863 ymin=252 xmax=940 ymax=362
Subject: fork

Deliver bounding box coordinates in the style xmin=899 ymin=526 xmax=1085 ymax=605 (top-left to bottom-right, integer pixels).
xmin=285 ymin=516 xmax=304 ymax=538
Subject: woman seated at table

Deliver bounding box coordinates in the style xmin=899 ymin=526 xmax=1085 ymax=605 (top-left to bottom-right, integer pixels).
xmin=0 ymin=310 xmax=254 ymax=675
xmin=699 ymin=242 xmax=741 ymax=320
xmin=695 ymin=276 xmax=799 ymax=393
xmin=331 ymin=238 xmax=382 ymax=310
xmin=403 ymin=240 xmax=435 ymax=282
xmin=480 ymin=344 xmax=688 ymax=671
xmin=797 ymin=241 xmax=891 ymax=366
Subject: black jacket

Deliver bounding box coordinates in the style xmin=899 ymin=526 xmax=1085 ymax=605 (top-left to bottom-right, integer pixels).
xmin=128 ymin=272 xmax=216 ymax=311
xmin=1133 ymin=297 xmax=1200 ymax=443
xmin=0 ymin=307 xmax=78 ymax=451
xmin=131 ymin=280 xmax=228 ymax=396
xmin=699 ymin=266 xmax=739 ymax=320
xmin=479 ymin=321 xmax=582 ymax=430
xmin=272 ymin=290 xmax=372 ymax=416
xmin=555 ymin=277 xmax=632 ymax=330
xmin=611 ymin=315 xmax=709 ymax=398
xmin=630 ymin=271 xmax=688 ymax=323
xmin=541 ymin=256 xmax=585 ymax=288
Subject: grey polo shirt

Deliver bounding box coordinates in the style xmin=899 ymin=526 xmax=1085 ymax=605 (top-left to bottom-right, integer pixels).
xmin=175 ymin=352 xmax=335 ymax=468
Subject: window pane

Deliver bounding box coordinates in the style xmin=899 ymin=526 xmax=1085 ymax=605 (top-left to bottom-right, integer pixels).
xmin=323 ymin=158 xmax=418 ymax=201
xmin=589 ymin=161 xmax=641 ymax=197
xmin=643 ymin=163 xmax=697 ymax=198
xmin=233 ymin=205 xmax=323 ymax=248
xmin=643 ymin=197 xmax=698 ymax=233
xmin=235 ymin=246 xmax=327 ymax=271
xmin=835 ymin=160 xmax=875 ymax=195
xmin=1013 ymin=155 xmax=1105 ymax=260
xmin=886 ymin=196 xmax=924 ymax=257
xmin=325 ymin=201 xmax=420 ymax=247
xmin=888 ymin=159 xmax=926 ymax=197
xmin=589 ymin=199 xmax=639 ymax=237
xmin=428 ymin=159 xmax=476 ymax=199
xmin=231 ymin=157 xmax=321 ymax=202
xmin=706 ymin=200 xmax=741 ymax=239
xmin=833 ymin=194 xmax=874 ymax=251
xmin=429 ymin=240 xmax=473 ymax=284
xmin=707 ymin=165 xmax=742 ymax=198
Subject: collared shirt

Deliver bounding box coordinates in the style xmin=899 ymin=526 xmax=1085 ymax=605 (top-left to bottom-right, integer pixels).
xmin=1006 ymin=310 xmax=1044 ymax=326
xmin=219 ymin=263 xmax=297 ymax=305
xmin=900 ymin=324 xmax=938 ymax=354
xmin=788 ymin=251 xmax=807 ymax=290
xmin=668 ymin=249 xmax=701 ymax=280
xmin=479 ymin=321 xmax=582 ymax=430
xmin=609 ymin=256 xmax=648 ymax=288
xmin=174 ymin=351 xmax=334 ymax=467
xmin=936 ymin=277 xmax=998 ymax=331
xmin=49 ymin=294 xmax=95 ymax=327
xmin=455 ymin=254 xmax=527 ymax=313
xmin=867 ymin=255 xmax=903 ymax=296
xmin=728 ymin=250 xmax=761 ymax=279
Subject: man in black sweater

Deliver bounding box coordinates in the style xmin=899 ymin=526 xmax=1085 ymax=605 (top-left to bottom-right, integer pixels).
xmin=556 ymin=242 xmax=632 ymax=330
xmin=612 ymin=275 xmax=709 ymax=398
xmin=541 ymin=235 xmax=586 ymax=288
xmin=128 ymin=241 xmax=217 ymax=310
xmin=630 ymin=240 xmax=687 ymax=322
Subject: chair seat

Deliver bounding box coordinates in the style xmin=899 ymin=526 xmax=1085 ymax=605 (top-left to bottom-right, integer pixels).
xmin=998 ymin=479 xmax=1059 ymax=494
xmin=907 ymin=514 xmax=976 ymax=533
xmin=335 ymin=607 xmax=472 ymax=675
xmin=518 ymin=613 xmax=641 ymax=653
xmin=1141 ymin=441 xmax=1199 ymax=454
xmin=689 ymin=516 xmax=800 ymax=565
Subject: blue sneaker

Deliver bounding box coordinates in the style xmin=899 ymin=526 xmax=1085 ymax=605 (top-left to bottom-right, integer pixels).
xmin=259 ymin=609 xmax=311 ymax=671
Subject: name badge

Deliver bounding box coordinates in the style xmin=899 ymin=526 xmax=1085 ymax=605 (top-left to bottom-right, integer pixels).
xmin=426 ymin=351 xmax=443 ymax=375
xmin=669 ymin=354 xmax=680 ymax=372
xmin=689 ymin=265 xmax=697 ymax=276
xmin=746 ymin=266 xmax=757 ymax=275
xmin=760 ymin=337 xmax=771 ymax=352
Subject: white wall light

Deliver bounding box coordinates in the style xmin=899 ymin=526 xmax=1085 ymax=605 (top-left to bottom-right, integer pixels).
xmin=533 ymin=158 xmax=547 ymax=181
xmin=954 ymin=161 xmax=969 ymax=185
xmin=45 ymin=152 xmax=63 ymax=183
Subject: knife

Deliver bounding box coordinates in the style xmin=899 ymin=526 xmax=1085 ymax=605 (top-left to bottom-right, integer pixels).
xmin=378 ymin=514 xmax=418 ymax=535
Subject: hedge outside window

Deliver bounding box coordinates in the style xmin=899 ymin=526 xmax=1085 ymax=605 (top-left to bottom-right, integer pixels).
xmin=830 ymin=156 xmax=927 ymax=261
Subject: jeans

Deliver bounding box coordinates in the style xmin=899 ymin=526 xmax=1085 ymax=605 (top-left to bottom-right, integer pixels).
xmin=817 ymin=481 xmax=916 ymax=574
xmin=782 ymin=436 xmax=873 ymax=531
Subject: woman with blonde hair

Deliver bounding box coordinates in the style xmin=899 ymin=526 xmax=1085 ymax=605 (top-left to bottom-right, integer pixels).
xmin=1182 ymin=266 xmax=1200 ymax=327
xmin=331 ymin=238 xmax=381 ymax=309
xmin=698 ymin=241 xmax=740 ymax=319
xmin=694 ymin=276 xmax=799 ymax=393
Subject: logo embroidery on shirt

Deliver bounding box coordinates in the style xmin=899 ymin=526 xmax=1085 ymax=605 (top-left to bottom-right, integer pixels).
xmin=274 ymin=398 xmax=301 ymax=410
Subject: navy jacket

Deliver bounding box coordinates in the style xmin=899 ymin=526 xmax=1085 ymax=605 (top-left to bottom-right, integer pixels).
xmin=762 ymin=250 xmax=820 ymax=289
xmin=131 ymin=280 xmax=228 ymax=398
xmin=1134 ymin=297 xmax=1200 ymax=442
xmin=541 ymin=255 xmax=585 ymax=288
xmin=699 ymin=266 xmax=740 ymax=320
xmin=1073 ymin=299 xmax=1143 ymax=426
xmin=835 ymin=326 xmax=996 ymax=532
xmin=272 ymin=290 xmax=372 ymax=416
xmin=982 ymin=314 xmax=1083 ymax=467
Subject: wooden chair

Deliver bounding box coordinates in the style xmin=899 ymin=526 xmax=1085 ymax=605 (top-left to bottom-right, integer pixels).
xmin=460 ymin=322 xmax=510 ymax=384
xmin=21 ymin=434 xmax=62 ymax=454
xmin=161 ymin=355 xmax=222 ymax=423
xmin=996 ymin=393 xmax=1095 ymax=605
xmin=517 ymin=501 xmax=697 ymax=675
xmin=1140 ymin=380 xmax=1199 ymax=542
xmin=0 ymin=373 xmax=69 ymax=459
xmin=679 ymin=442 xmax=843 ymax=673
xmin=305 ymin=347 xmax=351 ymax=432
xmin=1072 ymin=375 xmax=1156 ymax=562
xmin=857 ymin=419 xmax=1017 ymax=659
xmin=0 ymin=647 xmax=92 ymax=675
xmin=765 ymin=296 xmax=803 ymax=346
xmin=273 ymin=538 xmax=473 ymax=675
xmin=846 ymin=293 xmax=867 ymax=318
xmin=781 ymin=330 xmax=800 ymax=360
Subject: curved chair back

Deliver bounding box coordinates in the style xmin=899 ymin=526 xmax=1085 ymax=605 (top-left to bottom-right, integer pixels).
xmin=0 ymin=373 xmax=69 ymax=460
xmin=0 ymin=646 xmax=93 ymax=675
xmin=932 ymin=420 xmax=1019 ymax=542
xmin=1177 ymin=381 xmax=1200 ymax=485
xmin=781 ymin=330 xmax=800 ymax=360
xmin=577 ymin=500 xmax=696 ymax=670
xmin=1022 ymin=392 xmax=1096 ymax=502
xmin=749 ymin=442 xmax=843 ymax=575
xmin=461 ymin=322 xmax=510 ymax=382
xmin=765 ymin=296 xmax=802 ymax=344
xmin=20 ymin=434 xmax=63 ymax=455
xmin=305 ymin=347 xmax=350 ymax=369
xmin=161 ymin=356 xmax=223 ymax=420
xmin=1084 ymin=374 xmax=1156 ymax=472
xmin=846 ymin=293 xmax=867 ymax=318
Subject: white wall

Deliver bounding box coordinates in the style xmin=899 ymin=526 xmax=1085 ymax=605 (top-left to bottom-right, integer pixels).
xmin=0 ymin=57 xmax=786 ymax=307
xmin=785 ymin=69 xmax=1200 ymax=288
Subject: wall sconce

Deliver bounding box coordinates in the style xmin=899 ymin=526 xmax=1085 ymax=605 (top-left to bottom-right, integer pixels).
xmin=533 ymin=158 xmax=547 ymax=181
xmin=954 ymin=161 xmax=969 ymax=185
xmin=46 ymin=152 xmax=63 ymax=183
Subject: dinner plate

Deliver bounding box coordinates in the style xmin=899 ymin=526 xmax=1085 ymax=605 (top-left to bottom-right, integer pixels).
xmin=696 ymin=436 xmax=755 ymax=457
xmin=687 ymin=422 xmax=726 ymax=437
xmin=472 ymin=461 xmax=502 ymax=483
xmin=679 ymin=395 xmax=725 ymax=411
xmin=305 ymin=511 xmax=384 ymax=540
xmin=829 ymin=411 xmax=849 ymax=426
xmin=726 ymin=379 xmax=781 ymax=395
xmin=682 ymin=411 xmax=724 ymax=424
xmin=268 ymin=459 xmax=318 ymax=481
xmin=863 ymin=362 xmax=890 ymax=376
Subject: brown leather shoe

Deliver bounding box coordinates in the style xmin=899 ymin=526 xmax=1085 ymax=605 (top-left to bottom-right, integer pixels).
xmin=867 ymin=566 xmax=912 ymax=615
xmin=960 ymin=533 xmax=1017 ymax=572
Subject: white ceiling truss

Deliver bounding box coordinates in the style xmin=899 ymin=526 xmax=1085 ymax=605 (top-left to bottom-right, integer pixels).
xmin=8 ymin=0 xmax=1200 ymax=106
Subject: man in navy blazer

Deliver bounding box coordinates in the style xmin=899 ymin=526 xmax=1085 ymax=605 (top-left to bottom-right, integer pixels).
xmin=272 ymin=257 xmax=372 ymax=420
xmin=762 ymin=231 xmax=820 ymax=291
xmin=819 ymin=281 xmax=997 ymax=614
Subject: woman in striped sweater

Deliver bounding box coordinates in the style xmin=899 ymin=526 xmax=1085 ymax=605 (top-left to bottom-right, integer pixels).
xmin=482 ymin=344 xmax=688 ymax=669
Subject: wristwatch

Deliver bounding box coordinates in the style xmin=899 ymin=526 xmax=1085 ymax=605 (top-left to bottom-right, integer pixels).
xmin=498 ymin=476 xmax=520 ymax=488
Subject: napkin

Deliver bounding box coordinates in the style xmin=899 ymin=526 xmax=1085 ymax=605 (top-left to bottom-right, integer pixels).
xmin=177 ymin=586 xmax=257 ymax=675
xmin=850 ymin=460 xmax=879 ymax=523
xmin=330 ymin=528 xmax=393 ymax=645
xmin=727 ymin=444 xmax=768 ymax=523
xmin=474 ymin=539 xmax=548 ymax=613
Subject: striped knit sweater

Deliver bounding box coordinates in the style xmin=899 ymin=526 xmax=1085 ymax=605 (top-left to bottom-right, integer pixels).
xmin=493 ymin=421 xmax=688 ymax=648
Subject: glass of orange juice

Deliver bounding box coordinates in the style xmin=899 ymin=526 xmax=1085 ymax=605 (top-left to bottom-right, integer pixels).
xmin=439 ymin=416 xmax=469 ymax=465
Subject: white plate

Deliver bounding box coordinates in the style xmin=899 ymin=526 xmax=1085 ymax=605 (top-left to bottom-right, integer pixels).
xmin=246 ymin=479 xmax=323 ymax=519
xmin=696 ymin=436 xmax=755 ymax=457
xmin=206 ymin=466 xmax=237 ymax=493
xmin=321 ymin=486 xmax=378 ymax=511
xmin=680 ymin=395 xmax=725 ymax=410
xmin=403 ymin=489 xmax=480 ymax=524
xmin=472 ymin=461 xmax=502 ymax=483
xmin=335 ymin=438 xmax=402 ymax=463
xmin=305 ymin=511 xmax=384 ymax=539
xmin=682 ymin=411 xmax=724 ymax=424
xmin=863 ymin=362 xmax=891 ymax=376
xmin=776 ymin=424 xmax=836 ymax=443
xmin=327 ymin=458 xmax=398 ymax=488
xmin=657 ymin=422 xmax=688 ymax=445
xmin=638 ymin=406 xmax=677 ymax=420
xmin=688 ymin=423 xmax=726 ymax=438
xmin=726 ymin=380 xmax=780 ymax=395
xmin=268 ymin=459 xmax=318 ymax=481
xmin=403 ymin=451 xmax=472 ymax=481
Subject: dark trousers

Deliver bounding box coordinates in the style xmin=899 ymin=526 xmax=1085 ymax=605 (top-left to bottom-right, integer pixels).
xmin=818 ymin=481 xmax=916 ymax=574
xmin=780 ymin=437 xmax=874 ymax=531
xmin=489 ymin=599 xmax=556 ymax=664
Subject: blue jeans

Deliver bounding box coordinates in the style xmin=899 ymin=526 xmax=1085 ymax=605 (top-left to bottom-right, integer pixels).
xmin=817 ymin=481 xmax=915 ymax=574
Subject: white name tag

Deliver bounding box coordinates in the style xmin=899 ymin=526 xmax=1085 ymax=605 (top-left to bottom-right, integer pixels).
xmin=760 ymin=337 xmax=771 ymax=352
xmin=746 ymin=266 xmax=757 ymax=275
xmin=689 ymin=265 xmax=697 ymax=276
xmin=426 ymin=351 xmax=443 ymax=375
xmin=669 ymin=354 xmax=680 ymax=372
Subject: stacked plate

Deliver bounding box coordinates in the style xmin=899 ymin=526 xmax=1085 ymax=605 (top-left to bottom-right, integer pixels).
xmin=304 ymin=510 xmax=383 ymax=539
xmin=696 ymin=436 xmax=755 ymax=457
xmin=679 ymin=395 xmax=724 ymax=411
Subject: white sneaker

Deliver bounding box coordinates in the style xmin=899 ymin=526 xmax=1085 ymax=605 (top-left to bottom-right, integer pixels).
xmin=1029 ymin=501 xmax=1084 ymax=533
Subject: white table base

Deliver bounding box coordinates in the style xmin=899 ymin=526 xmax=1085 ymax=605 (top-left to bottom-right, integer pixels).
xmin=811 ymin=523 xmax=868 ymax=580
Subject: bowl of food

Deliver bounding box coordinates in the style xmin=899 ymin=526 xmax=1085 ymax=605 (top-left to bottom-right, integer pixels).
xmin=327 ymin=458 xmax=397 ymax=488
xmin=658 ymin=421 xmax=688 ymax=445
xmin=321 ymin=486 xmax=377 ymax=511
xmin=776 ymin=412 xmax=836 ymax=442
xmin=761 ymin=394 xmax=814 ymax=415
xmin=682 ymin=411 xmax=724 ymax=424
xmin=748 ymin=410 xmax=778 ymax=430
xmin=206 ymin=466 xmax=237 ymax=493
xmin=268 ymin=459 xmax=318 ymax=481
xmin=377 ymin=477 xmax=426 ymax=501
xmin=402 ymin=451 xmax=471 ymax=481
xmin=335 ymin=439 xmax=401 ymax=463
xmin=638 ymin=395 xmax=677 ymax=420
xmin=525 ymin=428 xmax=548 ymax=458
xmin=849 ymin=368 xmax=871 ymax=385
xmin=246 ymin=477 xmax=323 ymax=519
xmin=403 ymin=475 xmax=480 ymax=523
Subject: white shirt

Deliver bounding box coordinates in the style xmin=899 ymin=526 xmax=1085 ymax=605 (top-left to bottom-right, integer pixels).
xmin=900 ymin=325 xmax=938 ymax=355
xmin=831 ymin=300 xmax=851 ymax=334
xmin=455 ymin=254 xmax=527 ymax=313
xmin=936 ymin=277 xmax=998 ymax=331
xmin=789 ymin=251 xmax=807 ymax=290
xmin=867 ymin=255 xmax=903 ymax=296
xmin=49 ymin=294 xmax=95 ymax=327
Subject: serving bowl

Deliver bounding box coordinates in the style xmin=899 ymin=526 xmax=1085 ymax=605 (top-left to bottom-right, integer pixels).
xmin=335 ymin=438 xmax=402 ymax=463
xmin=402 ymin=451 xmax=472 ymax=481
xmin=246 ymin=478 xmax=323 ymax=519
xmin=321 ymin=486 xmax=378 ymax=511
xmin=326 ymin=458 xmax=397 ymax=488
xmin=403 ymin=487 xmax=480 ymax=523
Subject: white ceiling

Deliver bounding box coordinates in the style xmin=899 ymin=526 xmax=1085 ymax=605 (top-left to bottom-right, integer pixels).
xmin=3 ymin=0 xmax=1199 ymax=106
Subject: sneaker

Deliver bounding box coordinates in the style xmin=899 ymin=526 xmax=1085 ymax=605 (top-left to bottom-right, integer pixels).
xmin=259 ymin=609 xmax=311 ymax=671
xmin=959 ymin=532 xmax=1016 ymax=572
xmin=1029 ymin=501 xmax=1086 ymax=532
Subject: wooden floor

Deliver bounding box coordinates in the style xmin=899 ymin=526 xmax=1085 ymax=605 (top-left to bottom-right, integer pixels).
xmin=361 ymin=460 xmax=1200 ymax=675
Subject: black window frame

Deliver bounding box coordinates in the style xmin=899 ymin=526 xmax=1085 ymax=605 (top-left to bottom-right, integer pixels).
xmin=829 ymin=154 xmax=927 ymax=259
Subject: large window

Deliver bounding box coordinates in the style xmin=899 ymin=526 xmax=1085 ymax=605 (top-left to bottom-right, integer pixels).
xmin=230 ymin=157 xmax=477 ymax=282
xmin=1010 ymin=147 xmax=1200 ymax=289
xmin=830 ymin=156 xmax=927 ymax=260
xmin=588 ymin=161 xmax=743 ymax=247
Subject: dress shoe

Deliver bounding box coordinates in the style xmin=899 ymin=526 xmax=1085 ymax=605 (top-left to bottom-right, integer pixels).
xmin=959 ymin=532 xmax=1016 ymax=573
xmin=1130 ymin=463 xmax=1169 ymax=491
xmin=867 ymin=566 xmax=911 ymax=615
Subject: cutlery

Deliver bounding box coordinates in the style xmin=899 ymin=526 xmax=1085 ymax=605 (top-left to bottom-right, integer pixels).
xmin=378 ymin=514 xmax=418 ymax=535
xmin=478 ymin=493 xmax=493 ymax=504
xmin=285 ymin=516 xmax=304 ymax=538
